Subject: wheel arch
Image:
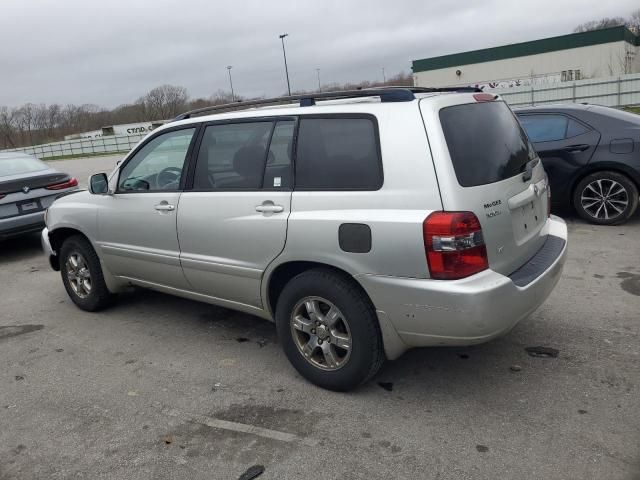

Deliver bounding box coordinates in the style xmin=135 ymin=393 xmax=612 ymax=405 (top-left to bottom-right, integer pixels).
xmin=570 ymin=163 xmax=640 ymax=207
xmin=263 ymin=259 xmax=408 ymax=361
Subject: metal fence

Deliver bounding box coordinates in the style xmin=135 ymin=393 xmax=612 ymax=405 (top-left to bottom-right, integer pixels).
xmin=1 ymin=133 xmax=144 ymax=159
xmin=488 ymin=72 xmax=640 ymax=108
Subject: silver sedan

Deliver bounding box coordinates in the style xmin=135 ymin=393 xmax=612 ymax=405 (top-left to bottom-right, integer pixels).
xmin=0 ymin=152 xmax=78 ymax=240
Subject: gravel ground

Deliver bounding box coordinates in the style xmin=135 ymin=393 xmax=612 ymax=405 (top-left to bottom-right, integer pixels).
xmin=0 ymin=155 xmax=639 ymax=480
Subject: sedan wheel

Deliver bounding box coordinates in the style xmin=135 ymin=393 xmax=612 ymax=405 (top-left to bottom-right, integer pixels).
xmin=580 ymin=179 xmax=629 ymax=222
xmin=573 ymin=171 xmax=639 ymax=225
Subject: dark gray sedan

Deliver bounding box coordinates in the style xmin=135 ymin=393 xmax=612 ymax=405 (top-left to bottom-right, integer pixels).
xmin=0 ymin=152 xmax=78 ymax=240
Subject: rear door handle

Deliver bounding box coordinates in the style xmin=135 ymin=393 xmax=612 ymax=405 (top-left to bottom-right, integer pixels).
xmin=255 ymin=203 xmax=284 ymax=214
xmin=154 ymin=203 xmax=175 ymax=212
xmin=563 ymin=144 xmax=589 ymax=153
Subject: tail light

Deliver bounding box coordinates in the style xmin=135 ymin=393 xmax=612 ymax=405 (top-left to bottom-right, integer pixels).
xmin=423 ymin=211 xmax=489 ymax=280
xmin=45 ymin=177 xmax=78 ymax=190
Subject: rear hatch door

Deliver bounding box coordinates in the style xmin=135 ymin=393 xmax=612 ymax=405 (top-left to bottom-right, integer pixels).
xmin=420 ymin=95 xmax=549 ymax=276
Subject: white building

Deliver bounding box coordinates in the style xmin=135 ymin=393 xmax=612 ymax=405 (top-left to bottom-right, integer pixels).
xmin=412 ymin=26 xmax=639 ymax=90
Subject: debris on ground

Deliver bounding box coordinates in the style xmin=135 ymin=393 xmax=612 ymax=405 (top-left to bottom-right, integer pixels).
xmin=378 ymin=382 xmax=394 ymax=392
xmin=236 ymin=337 xmax=250 ymax=343
xmin=510 ymin=365 xmax=522 ymax=372
xmin=238 ymin=464 xmax=265 ymax=480
xmin=163 ymin=434 xmax=174 ymax=445
xmin=458 ymin=353 xmax=470 ymax=359
xmin=15 ymin=375 xmax=24 ymax=381
xmin=476 ymin=445 xmax=489 ymax=453
xmin=525 ymin=346 xmax=559 ymax=358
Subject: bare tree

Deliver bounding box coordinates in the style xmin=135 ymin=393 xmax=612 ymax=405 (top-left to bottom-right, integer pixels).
xmin=137 ymin=84 xmax=188 ymax=119
xmin=574 ymin=17 xmax=625 ymax=32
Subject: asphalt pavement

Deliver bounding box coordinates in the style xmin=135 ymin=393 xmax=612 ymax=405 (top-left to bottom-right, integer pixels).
xmin=1 ymin=154 xmax=639 ymax=479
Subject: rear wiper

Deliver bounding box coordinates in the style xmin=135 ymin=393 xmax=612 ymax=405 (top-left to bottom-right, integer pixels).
xmin=522 ymin=158 xmax=539 ymax=182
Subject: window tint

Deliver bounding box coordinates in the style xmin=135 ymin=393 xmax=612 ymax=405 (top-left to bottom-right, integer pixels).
xmin=566 ymin=118 xmax=590 ymax=138
xmin=440 ymin=102 xmax=536 ymax=187
xmin=118 ymin=128 xmax=195 ymax=191
xmin=193 ymin=122 xmax=272 ymax=190
xmin=295 ymin=117 xmax=382 ymax=190
xmin=518 ymin=115 xmax=568 ymax=142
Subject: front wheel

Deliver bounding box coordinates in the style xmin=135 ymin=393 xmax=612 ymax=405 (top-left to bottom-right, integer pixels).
xmin=573 ymin=171 xmax=638 ymax=225
xmin=60 ymin=235 xmax=114 ymax=311
xmin=275 ymin=269 xmax=385 ymax=391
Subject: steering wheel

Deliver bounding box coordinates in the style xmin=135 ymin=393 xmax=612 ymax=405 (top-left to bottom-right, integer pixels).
xmin=157 ymin=166 xmax=183 ymax=188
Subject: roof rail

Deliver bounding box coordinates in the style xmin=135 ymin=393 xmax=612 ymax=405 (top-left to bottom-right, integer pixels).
xmin=172 ymin=86 xmax=482 ymax=121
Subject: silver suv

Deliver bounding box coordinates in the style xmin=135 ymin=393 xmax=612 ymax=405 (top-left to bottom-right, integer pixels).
xmin=42 ymin=88 xmax=568 ymax=391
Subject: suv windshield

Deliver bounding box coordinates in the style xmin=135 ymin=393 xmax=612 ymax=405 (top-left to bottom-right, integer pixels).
xmin=0 ymin=155 xmax=48 ymax=177
xmin=439 ymin=101 xmax=536 ymax=187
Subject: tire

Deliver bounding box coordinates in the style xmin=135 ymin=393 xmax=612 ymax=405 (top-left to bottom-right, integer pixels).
xmin=573 ymin=171 xmax=639 ymax=226
xmin=275 ymin=268 xmax=385 ymax=391
xmin=59 ymin=235 xmax=114 ymax=311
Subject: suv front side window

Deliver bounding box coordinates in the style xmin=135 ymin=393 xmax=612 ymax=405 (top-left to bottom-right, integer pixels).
xmin=118 ymin=128 xmax=196 ymax=191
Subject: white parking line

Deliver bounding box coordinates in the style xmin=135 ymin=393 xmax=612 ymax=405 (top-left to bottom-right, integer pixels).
xmin=163 ymin=407 xmax=319 ymax=446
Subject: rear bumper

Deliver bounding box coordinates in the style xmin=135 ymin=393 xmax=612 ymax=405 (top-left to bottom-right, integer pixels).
xmin=0 ymin=211 xmax=45 ymax=239
xmin=357 ymin=216 xmax=568 ymax=349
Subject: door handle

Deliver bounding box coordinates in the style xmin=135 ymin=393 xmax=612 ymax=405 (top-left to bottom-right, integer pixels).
xmin=563 ymin=144 xmax=589 ymax=153
xmin=154 ymin=203 xmax=175 ymax=212
xmin=255 ymin=204 xmax=284 ymax=213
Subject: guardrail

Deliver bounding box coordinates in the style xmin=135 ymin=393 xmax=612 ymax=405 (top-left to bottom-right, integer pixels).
xmin=1 ymin=133 xmax=145 ymax=159
xmin=488 ymin=72 xmax=640 ymax=108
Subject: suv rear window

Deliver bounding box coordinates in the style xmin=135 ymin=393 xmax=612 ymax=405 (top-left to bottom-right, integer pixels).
xmin=439 ymin=101 xmax=536 ymax=187
xmin=295 ymin=117 xmax=382 ymax=190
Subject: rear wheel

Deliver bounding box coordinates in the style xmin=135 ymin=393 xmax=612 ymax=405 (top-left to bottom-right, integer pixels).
xmin=573 ymin=171 xmax=638 ymax=225
xmin=60 ymin=235 xmax=114 ymax=311
xmin=275 ymin=269 xmax=384 ymax=391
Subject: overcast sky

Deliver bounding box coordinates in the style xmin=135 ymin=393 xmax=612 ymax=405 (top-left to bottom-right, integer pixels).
xmin=0 ymin=0 xmax=637 ymax=108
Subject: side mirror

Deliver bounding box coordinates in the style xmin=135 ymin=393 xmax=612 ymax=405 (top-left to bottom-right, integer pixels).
xmin=89 ymin=173 xmax=109 ymax=194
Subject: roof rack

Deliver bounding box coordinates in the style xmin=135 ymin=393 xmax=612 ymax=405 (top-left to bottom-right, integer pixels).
xmin=172 ymin=86 xmax=482 ymax=121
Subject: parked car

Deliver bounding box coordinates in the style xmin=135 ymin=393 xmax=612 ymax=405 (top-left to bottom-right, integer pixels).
xmin=515 ymin=104 xmax=640 ymax=225
xmin=42 ymin=88 xmax=567 ymax=391
xmin=0 ymin=152 xmax=78 ymax=240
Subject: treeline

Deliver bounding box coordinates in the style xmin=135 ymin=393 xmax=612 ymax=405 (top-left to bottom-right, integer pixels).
xmin=0 ymin=71 xmax=412 ymax=149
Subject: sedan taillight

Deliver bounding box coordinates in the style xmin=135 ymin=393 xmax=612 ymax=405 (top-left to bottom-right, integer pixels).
xmin=45 ymin=177 xmax=78 ymax=190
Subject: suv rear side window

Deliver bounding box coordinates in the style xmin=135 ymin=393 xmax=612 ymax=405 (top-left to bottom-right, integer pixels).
xmin=439 ymin=102 xmax=535 ymax=187
xmin=295 ymin=117 xmax=382 ymax=190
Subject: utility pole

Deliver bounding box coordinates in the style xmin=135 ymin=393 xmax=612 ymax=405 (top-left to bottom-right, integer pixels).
xmin=226 ymin=66 xmax=235 ymax=101
xmin=382 ymin=67 xmax=386 ymax=84
xmin=279 ymin=33 xmax=291 ymax=96
xmin=316 ymin=68 xmax=321 ymax=92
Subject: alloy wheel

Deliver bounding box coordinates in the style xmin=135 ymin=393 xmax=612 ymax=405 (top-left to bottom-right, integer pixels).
xmin=290 ymin=296 xmax=352 ymax=371
xmin=580 ymin=179 xmax=629 ymax=221
xmin=65 ymin=252 xmax=92 ymax=298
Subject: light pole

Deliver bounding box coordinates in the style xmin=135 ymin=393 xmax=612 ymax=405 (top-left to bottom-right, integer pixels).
xmin=226 ymin=66 xmax=235 ymax=101
xmin=316 ymin=68 xmax=321 ymax=92
xmin=279 ymin=33 xmax=291 ymax=96
xmin=382 ymin=67 xmax=386 ymax=84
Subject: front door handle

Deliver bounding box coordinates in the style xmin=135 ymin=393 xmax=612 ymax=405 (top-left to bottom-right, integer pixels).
xmin=155 ymin=203 xmax=175 ymax=212
xmin=255 ymin=202 xmax=284 ymax=214
xmin=563 ymin=144 xmax=590 ymax=153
